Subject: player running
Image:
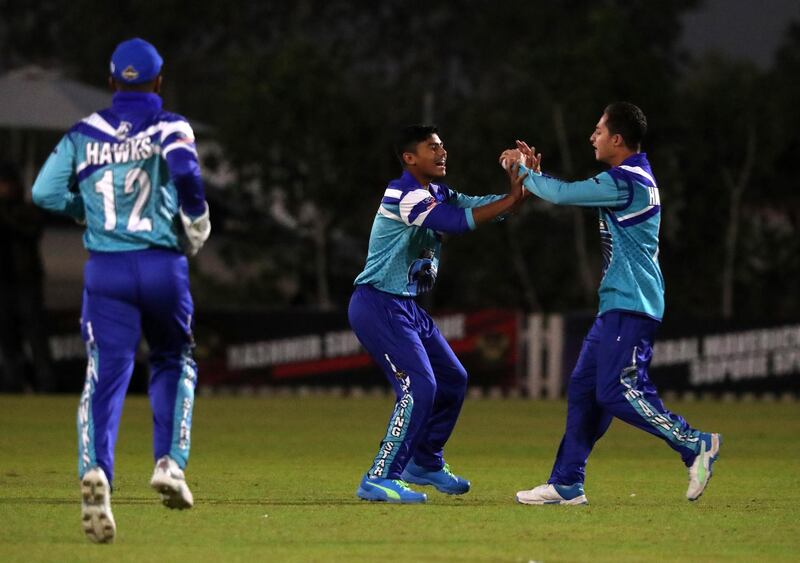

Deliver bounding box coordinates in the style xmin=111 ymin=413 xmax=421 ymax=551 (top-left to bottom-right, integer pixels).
xmin=502 ymin=102 xmax=721 ymax=505
xmin=350 ymin=125 xmax=526 ymax=503
xmin=32 ymin=38 xmax=211 ymax=542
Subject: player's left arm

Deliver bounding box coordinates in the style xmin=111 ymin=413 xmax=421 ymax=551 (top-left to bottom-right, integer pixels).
xmin=161 ymin=119 xmax=210 ymax=255
xmin=400 ymin=190 xmax=474 ymax=233
xmin=447 ymin=189 xmax=506 ymax=209
xmin=446 ymin=189 xmax=511 ymax=223
xmin=401 ymin=185 xmax=523 ymax=234
xmin=31 ymin=135 xmax=85 ymax=222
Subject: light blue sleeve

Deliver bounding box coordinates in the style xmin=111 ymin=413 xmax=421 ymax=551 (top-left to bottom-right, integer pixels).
xmin=519 ymin=165 xmax=628 ymax=208
xmin=447 ymin=188 xmax=506 ymax=225
xmin=31 ymin=135 xmax=85 ymax=222
xmin=449 ymin=189 xmax=505 ymax=209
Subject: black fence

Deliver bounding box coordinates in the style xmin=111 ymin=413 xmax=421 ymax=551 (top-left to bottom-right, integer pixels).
xmin=9 ymin=309 xmax=799 ymax=397
xmin=27 ymin=308 xmax=520 ymax=393
xmin=559 ymin=313 xmax=800 ymax=397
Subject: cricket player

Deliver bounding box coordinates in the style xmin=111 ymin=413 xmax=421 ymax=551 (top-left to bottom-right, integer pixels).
xmin=350 ymin=125 xmax=526 ymax=503
xmin=32 ymin=38 xmax=211 ymax=542
xmin=503 ymin=102 xmax=721 ymax=505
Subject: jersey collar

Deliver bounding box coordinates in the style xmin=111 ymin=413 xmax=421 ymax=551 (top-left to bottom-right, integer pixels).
xmin=111 ymin=92 xmax=163 ymax=115
xmin=392 ymin=170 xmax=444 ymax=196
xmin=620 ymin=152 xmax=650 ymax=169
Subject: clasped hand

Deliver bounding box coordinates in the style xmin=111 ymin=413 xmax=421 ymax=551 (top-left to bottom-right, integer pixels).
xmin=498 ymin=140 xmax=542 ymax=207
xmin=499 ymin=140 xmax=542 ymax=173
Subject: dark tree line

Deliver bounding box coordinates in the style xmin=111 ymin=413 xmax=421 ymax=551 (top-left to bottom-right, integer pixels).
xmin=2 ymin=0 xmax=798 ymax=320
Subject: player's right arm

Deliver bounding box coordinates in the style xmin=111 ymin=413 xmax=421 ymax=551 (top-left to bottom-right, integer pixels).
xmin=31 ymin=135 xmax=86 ymax=222
xmin=501 ymin=145 xmax=628 ymax=208
xmin=517 ymin=165 xmax=629 ymax=208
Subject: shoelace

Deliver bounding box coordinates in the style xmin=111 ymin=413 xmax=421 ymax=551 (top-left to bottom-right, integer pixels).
xmin=393 ymin=480 xmax=412 ymax=490
xmin=442 ymin=464 xmax=456 ymax=477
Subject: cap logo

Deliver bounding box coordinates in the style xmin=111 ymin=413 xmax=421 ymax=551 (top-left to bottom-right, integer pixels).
xmin=121 ymin=65 xmax=139 ymax=81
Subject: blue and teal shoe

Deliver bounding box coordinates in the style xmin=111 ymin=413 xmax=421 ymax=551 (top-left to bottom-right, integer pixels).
xmin=687 ymin=432 xmax=722 ymax=501
xmin=400 ymin=460 xmax=471 ymax=495
xmin=356 ymin=475 xmax=427 ymax=503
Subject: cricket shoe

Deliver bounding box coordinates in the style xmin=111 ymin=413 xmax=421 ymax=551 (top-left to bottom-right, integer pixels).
xmin=356 ymin=475 xmax=427 ymax=503
xmin=401 ymin=460 xmax=471 ymax=495
xmin=80 ymin=467 xmax=116 ymax=543
xmin=686 ymin=432 xmax=722 ymax=501
xmin=516 ymin=483 xmax=588 ymax=505
xmin=150 ymin=456 xmax=194 ymax=509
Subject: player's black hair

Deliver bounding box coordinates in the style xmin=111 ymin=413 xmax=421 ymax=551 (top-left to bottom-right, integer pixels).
xmin=394 ymin=125 xmax=439 ymax=166
xmin=117 ymin=79 xmax=158 ymax=92
xmin=604 ymin=102 xmax=647 ymax=150
xmin=111 ymin=76 xmax=161 ymax=93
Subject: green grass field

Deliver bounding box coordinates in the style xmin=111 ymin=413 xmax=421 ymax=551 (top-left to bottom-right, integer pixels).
xmin=1 ymin=394 xmax=798 ymax=562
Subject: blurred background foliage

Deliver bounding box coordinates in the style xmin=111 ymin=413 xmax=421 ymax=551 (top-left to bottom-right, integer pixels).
xmin=1 ymin=0 xmax=798 ymax=319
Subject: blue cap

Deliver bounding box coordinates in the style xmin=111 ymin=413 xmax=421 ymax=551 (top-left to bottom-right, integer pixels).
xmin=110 ymin=38 xmax=163 ymax=84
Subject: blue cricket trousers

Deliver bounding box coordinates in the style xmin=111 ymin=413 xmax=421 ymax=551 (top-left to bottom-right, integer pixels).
xmin=77 ymin=249 xmax=197 ymax=485
xmin=549 ymin=311 xmax=703 ymax=485
xmin=348 ymin=284 xmax=468 ymax=480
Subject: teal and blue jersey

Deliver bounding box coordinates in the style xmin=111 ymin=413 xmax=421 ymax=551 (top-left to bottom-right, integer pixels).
xmin=354 ymin=170 xmax=504 ymax=296
xmin=520 ymin=153 xmax=664 ymax=320
xmin=32 ymin=92 xmax=205 ymax=252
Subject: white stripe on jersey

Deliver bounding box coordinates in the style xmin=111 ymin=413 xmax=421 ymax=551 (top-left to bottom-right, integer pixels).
xmin=618 ymin=165 xmax=657 ymax=187
xmin=384 ymin=188 xmax=402 ymax=200
xmin=399 ymin=188 xmax=435 ymax=226
xmin=160 ymin=186 xmax=175 ymax=207
xmin=377 ymin=204 xmax=403 ymax=222
xmin=81 ymin=113 xmax=119 ymax=138
xmin=618 ymin=205 xmax=656 ymax=222
xmin=159 ymin=120 xmax=195 ymax=143
xmin=163 ymin=141 xmax=198 ymax=158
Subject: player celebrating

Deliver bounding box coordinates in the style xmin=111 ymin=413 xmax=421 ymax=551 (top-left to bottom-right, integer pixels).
xmin=502 ymin=102 xmax=721 ymax=505
xmin=350 ymin=125 xmax=525 ymax=503
xmin=32 ymin=38 xmax=211 ymax=542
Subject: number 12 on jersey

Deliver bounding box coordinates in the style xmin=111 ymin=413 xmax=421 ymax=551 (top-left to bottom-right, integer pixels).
xmin=94 ymin=167 xmax=153 ymax=232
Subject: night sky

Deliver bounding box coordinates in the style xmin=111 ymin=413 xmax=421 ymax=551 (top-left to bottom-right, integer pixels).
xmin=682 ymin=0 xmax=800 ymax=67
